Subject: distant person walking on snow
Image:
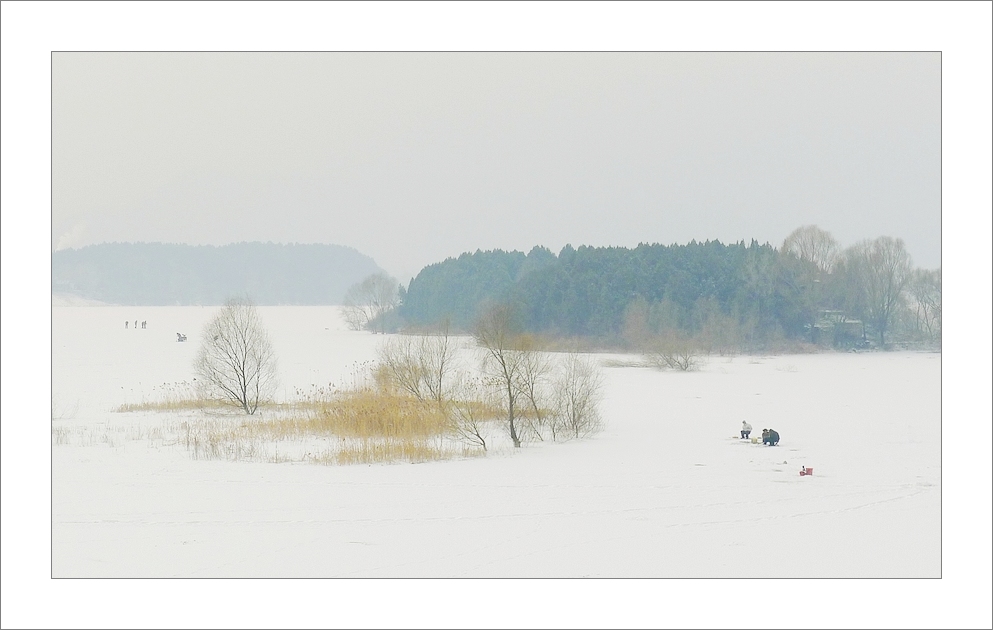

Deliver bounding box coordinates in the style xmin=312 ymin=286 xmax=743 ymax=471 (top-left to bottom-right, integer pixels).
xmin=741 ymin=421 xmax=752 ymax=439
xmin=125 ymin=320 xmax=129 ymax=329
xmin=141 ymin=320 xmax=146 ymax=329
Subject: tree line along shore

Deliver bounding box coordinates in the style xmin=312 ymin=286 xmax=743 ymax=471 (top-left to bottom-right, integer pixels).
xmin=347 ymin=225 xmax=940 ymax=354
xmin=53 ymin=226 xmax=940 ymax=354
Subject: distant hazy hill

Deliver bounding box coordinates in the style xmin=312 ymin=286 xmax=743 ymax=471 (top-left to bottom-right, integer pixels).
xmin=52 ymin=242 xmax=383 ymax=305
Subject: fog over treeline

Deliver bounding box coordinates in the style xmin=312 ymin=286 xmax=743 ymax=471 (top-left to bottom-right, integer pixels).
xmin=360 ymin=227 xmax=938 ymax=352
xmin=393 ymin=231 xmax=939 ymax=351
xmin=52 ymin=242 xmax=382 ymax=305
xmin=54 ymin=227 xmax=940 ymax=352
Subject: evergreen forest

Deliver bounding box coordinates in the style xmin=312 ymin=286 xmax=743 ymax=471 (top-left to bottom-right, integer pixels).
xmin=393 ymin=228 xmax=940 ymax=352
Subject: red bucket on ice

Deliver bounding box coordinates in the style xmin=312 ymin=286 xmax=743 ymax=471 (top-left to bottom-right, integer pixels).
xmin=799 ymin=467 xmax=813 ymax=476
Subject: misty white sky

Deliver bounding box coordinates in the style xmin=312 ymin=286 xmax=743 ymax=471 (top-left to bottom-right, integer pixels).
xmin=53 ymin=51 xmax=941 ymax=281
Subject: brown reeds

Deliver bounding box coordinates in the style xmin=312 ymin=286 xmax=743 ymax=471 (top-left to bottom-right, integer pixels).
xmin=104 ymin=334 xmax=602 ymax=466
xmin=113 ymin=380 xmax=236 ymax=413
xmin=332 ymin=440 xmax=451 ymax=465
xmin=164 ymin=385 xmax=499 ymax=465
xmin=309 ymin=390 xmax=450 ymax=439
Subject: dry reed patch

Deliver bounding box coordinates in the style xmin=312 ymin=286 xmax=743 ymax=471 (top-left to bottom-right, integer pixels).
xmin=106 ymin=376 xmax=501 ymax=464
xmin=172 ymin=388 xmax=494 ymax=465
xmin=326 ymin=439 xmax=474 ymax=465
xmin=301 ymin=389 xmax=451 ymax=440
xmin=113 ymin=380 xmax=236 ymax=413
xmin=208 ymin=390 xmax=453 ymax=444
xmin=112 ymin=381 xmax=304 ymax=414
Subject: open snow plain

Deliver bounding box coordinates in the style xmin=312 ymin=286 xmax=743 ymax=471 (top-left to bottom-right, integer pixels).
xmin=52 ymin=306 xmax=940 ymax=579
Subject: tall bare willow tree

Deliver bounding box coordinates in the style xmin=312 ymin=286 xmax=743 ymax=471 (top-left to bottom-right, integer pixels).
xmin=474 ymin=304 xmax=528 ymax=448
xmin=781 ymin=224 xmax=840 ymax=273
xmin=908 ymin=268 xmax=941 ymax=346
xmin=342 ymin=272 xmax=401 ymax=333
xmin=779 ymin=225 xmax=841 ymax=340
xmin=552 ymin=354 xmax=604 ymax=440
xmin=376 ymin=321 xmax=456 ymax=403
xmin=472 ymin=303 xmax=606 ymax=447
xmin=194 ymin=298 xmax=278 ymax=414
xmin=838 ymin=236 xmax=913 ymax=347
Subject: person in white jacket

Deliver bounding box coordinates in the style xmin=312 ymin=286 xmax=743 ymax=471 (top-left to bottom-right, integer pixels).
xmin=741 ymin=421 xmax=752 ymax=439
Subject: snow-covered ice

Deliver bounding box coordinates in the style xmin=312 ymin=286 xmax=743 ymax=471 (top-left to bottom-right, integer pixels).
xmin=51 ymin=305 xmax=941 ymax=579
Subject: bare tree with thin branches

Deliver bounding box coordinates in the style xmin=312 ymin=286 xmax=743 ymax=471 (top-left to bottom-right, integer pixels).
xmin=838 ymin=236 xmax=913 ymax=347
xmin=376 ymin=322 xmax=457 ymax=403
xmin=194 ymin=298 xmax=278 ymax=414
xmin=474 ymin=304 xmax=607 ymax=447
xmin=342 ymin=272 xmax=401 ymax=333
xmin=908 ymin=267 xmax=941 ymax=346
xmin=443 ymin=375 xmax=494 ymax=452
xmin=513 ymin=335 xmax=554 ymax=441
xmin=782 ymin=225 xmax=840 ymax=274
xmin=474 ymin=304 xmax=530 ymax=448
xmin=646 ymin=331 xmax=702 ymax=371
xmin=551 ymin=353 xmax=605 ymax=440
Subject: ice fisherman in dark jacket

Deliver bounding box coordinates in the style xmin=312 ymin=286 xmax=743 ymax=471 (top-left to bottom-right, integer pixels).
xmin=766 ymin=429 xmax=780 ymax=446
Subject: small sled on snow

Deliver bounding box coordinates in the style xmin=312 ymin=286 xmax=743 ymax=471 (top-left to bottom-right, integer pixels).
xmin=799 ymin=467 xmax=814 ymax=476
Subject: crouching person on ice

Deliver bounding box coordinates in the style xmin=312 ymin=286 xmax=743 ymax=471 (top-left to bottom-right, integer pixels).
xmin=762 ymin=429 xmax=780 ymax=446
xmin=741 ymin=421 xmax=752 ymax=439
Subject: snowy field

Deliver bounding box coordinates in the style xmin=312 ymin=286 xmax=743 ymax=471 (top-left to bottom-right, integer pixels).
xmin=28 ymin=303 xmax=993 ymax=628
xmin=51 ymin=305 xmax=942 ymax=582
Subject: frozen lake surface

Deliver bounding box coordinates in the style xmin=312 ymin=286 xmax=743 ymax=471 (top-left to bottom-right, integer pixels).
xmin=51 ymin=305 xmax=941 ymax=580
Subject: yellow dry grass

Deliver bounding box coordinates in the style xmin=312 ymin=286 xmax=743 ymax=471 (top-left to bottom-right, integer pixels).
xmin=113 ymin=380 xmax=236 ymax=413
xmin=164 ymin=386 xmax=498 ymax=465
xmin=109 ymin=373 xmax=501 ymax=465
xmin=327 ymin=439 xmax=472 ymax=465
xmin=332 ymin=390 xmax=448 ymax=437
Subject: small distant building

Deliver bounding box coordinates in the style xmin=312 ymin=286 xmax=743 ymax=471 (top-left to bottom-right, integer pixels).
xmin=810 ymin=309 xmax=867 ymax=348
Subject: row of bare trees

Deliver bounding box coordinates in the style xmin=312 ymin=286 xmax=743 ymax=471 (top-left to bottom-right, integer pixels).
xmin=189 ymin=298 xmax=606 ymax=455
xmin=620 ymin=226 xmax=939 ymax=369
xmin=376 ymin=306 xmax=605 ymax=450
xmin=473 ymin=305 xmax=604 ymax=446
xmin=782 ymin=225 xmax=940 ymax=348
